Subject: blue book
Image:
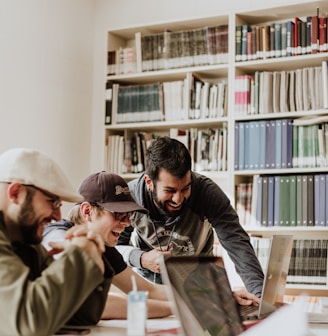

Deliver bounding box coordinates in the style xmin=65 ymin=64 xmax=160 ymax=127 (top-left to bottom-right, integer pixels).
xmin=275 ymin=119 xmax=282 ymax=169
xmin=286 ymin=119 xmax=293 ymax=168
xmin=234 ymin=123 xmax=239 ymax=170
xmin=249 ymin=121 xmax=260 ymax=169
xmin=259 ymin=120 xmax=266 ymax=169
xmin=265 ymin=120 xmax=276 ymax=169
xmin=244 ymin=122 xmax=250 ymax=170
xmin=238 ymin=122 xmax=245 ymax=170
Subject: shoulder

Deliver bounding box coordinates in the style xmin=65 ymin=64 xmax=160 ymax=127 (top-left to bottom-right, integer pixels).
xmin=42 ymin=219 xmax=74 ymax=247
xmin=104 ymin=246 xmax=127 ymax=274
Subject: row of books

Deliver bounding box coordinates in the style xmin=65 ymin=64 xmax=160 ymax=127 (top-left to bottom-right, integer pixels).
xmin=105 ymin=74 xmax=228 ymax=124
xmin=107 ymin=46 xmax=137 ymax=75
xmin=236 ymin=173 xmax=328 ymax=228
xmin=236 ymin=14 xmax=328 ymax=61
xmin=234 ymin=63 xmax=326 ymax=116
xmin=251 ymin=236 xmax=328 ymax=285
xmin=235 ymin=117 xmax=328 ymax=171
xmin=104 ymin=128 xmax=228 ymax=175
xmin=107 ymin=24 xmax=228 ymax=75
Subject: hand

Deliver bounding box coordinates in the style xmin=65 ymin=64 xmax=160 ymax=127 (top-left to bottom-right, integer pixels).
xmin=233 ymin=289 xmax=260 ymax=306
xmin=141 ymin=247 xmax=172 ymax=273
xmin=49 ymin=226 xmax=105 ymax=273
xmin=64 ymin=224 xmax=105 ymax=254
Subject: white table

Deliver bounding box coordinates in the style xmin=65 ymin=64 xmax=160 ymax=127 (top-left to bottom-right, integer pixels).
xmin=84 ymin=319 xmax=328 ymax=336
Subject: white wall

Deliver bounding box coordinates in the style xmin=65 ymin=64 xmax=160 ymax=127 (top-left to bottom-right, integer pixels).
xmin=0 ymin=0 xmax=95 ymax=214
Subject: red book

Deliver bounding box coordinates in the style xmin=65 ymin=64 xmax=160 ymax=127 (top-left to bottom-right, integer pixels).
xmin=311 ymin=15 xmax=319 ymax=54
xmin=319 ymin=16 xmax=327 ymax=52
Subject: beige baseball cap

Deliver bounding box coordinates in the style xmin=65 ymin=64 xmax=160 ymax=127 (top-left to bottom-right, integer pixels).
xmin=0 ymin=148 xmax=83 ymax=202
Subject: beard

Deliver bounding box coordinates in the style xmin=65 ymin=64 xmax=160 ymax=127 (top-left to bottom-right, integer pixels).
xmin=151 ymin=185 xmax=186 ymax=218
xmin=17 ymin=195 xmax=44 ymax=245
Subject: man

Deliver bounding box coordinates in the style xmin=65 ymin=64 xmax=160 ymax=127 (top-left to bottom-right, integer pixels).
xmin=0 ymin=148 xmax=112 ymax=335
xmin=117 ymin=136 xmax=264 ymax=297
xmin=42 ymin=171 xmax=173 ymax=319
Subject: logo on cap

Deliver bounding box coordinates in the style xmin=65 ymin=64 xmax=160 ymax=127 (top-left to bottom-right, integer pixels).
xmin=115 ymin=185 xmax=130 ymax=195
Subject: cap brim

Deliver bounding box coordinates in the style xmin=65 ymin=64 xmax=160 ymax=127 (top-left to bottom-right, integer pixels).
xmin=98 ymin=201 xmax=148 ymax=214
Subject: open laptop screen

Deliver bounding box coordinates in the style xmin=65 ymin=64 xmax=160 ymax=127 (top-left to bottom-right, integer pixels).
xmin=161 ymin=256 xmax=245 ymax=336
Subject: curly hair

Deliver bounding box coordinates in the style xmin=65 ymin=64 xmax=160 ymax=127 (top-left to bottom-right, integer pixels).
xmin=145 ymin=136 xmax=191 ymax=182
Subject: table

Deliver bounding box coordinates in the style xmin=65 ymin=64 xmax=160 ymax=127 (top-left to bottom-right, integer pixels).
xmin=84 ymin=320 xmax=328 ymax=336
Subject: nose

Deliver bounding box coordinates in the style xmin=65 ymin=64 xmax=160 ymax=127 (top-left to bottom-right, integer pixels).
xmin=52 ymin=207 xmax=61 ymax=221
xmin=119 ymin=218 xmax=131 ymax=227
xmin=172 ymin=191 xmax=184 ymax=204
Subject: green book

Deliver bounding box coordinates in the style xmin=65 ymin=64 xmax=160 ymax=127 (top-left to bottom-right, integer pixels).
xmin=296 ymin=175 xmax=303 ymax=226
xmin=279 ymin=175 xmax=291 ymax=226
xmin=289 ymin=175 xmax=297 ymax=226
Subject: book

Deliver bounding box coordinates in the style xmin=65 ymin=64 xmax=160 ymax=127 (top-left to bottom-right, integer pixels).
xmin=322 ymin=61 xmax=328 ymax=108
xmin=279 ymin=175 xmax=291 ymax=226
xmin=302 ymin=175 xmax=308 ymax=226
xmin=296 ymin=175 xmax=303 ymax=226
xmin=311 ymin=15 xmax=319 ymax=54
xmin=261 ymin=176 xmax=269 ymax=226
xmin=116 ymin=83 xmax=164 ymax=123
xmin=105 ymin=81 xmax=113 ymax=125
xmin=275 ymin=119 xmax=282 ymax=169
xmin=273 ymin=176 xmax=280 ymax=226
xmin=235 ymin=25 xmax=242 ymax=61
xmin=267 ymin=176 xmax=275 ymax=226
xmin=307 ymin=174 xmax=314 ymax=226
xmin=265 ymin=120 xmax=276 ymax=169
xmin=255 ymin=176 xmax=263 ymax=226
xmin=289 ymin=175 xmax=297 ymax=226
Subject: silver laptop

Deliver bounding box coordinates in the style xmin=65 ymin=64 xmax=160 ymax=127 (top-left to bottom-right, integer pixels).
xmin=160 ymin=255 xmax=245 ymax=336
xmin=240 ymin=234 xmax=293 ymax=320
xmin=160 ymin=235 xmax=293 ymax=335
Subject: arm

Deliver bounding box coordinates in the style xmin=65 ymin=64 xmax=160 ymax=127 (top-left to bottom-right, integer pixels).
xmin=193 ymin=174 xmax=264 ymax=296
xmin=0 ymin=239 xmax=110 ymax=336
xmin=100 ymin=267 xmax=172 ymax=319
xmin=101 ymin=292 xmax=172 ymax=319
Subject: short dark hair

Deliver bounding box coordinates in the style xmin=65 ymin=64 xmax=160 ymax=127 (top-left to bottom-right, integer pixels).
xmin=145 ymin=136 xmax=191 ymax=182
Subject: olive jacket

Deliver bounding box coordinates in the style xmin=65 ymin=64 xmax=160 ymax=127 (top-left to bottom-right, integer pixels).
xmin=0 ymin=212 xmax=113 ymax=336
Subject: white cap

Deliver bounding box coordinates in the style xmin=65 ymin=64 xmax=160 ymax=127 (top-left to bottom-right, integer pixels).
xmin=0 ymin=148 xmax=83 ymax=203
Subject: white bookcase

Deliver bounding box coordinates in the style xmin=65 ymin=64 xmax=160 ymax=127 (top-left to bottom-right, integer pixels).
xmin=104 ymin=0 xmax=328 ymax=296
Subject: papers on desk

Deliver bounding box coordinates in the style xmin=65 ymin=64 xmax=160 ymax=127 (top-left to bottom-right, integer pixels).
xmin=98 ymin=318 xmax=181 ymax=334
xmin=241 ymin=296 xmax=308 ymax=336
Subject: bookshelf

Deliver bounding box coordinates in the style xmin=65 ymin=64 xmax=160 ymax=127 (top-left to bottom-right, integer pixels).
xmin=103 ymin=1 xmax=328 ymax=296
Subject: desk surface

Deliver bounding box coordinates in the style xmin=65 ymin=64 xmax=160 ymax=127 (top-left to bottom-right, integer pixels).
xmin=82 ymin=319 xmax=328 ymax=336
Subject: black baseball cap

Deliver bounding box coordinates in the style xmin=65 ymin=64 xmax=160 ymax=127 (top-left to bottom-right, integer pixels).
xmin=78 ymin=171 xmax=148 ymax=214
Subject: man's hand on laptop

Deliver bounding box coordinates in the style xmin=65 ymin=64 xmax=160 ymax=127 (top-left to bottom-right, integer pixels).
xmin=141 ymin=247 xmax=172 ymax=273
xmin=233 ymin=289 xmax=260 ymax=306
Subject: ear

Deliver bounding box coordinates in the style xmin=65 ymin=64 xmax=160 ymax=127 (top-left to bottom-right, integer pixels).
xmin=144 ymin=174 xmax=153 ymax=191
xmin=79 ymin=202 xmax=93 ymax=218
xmin=7 ymin=183 xmax=25 ymax=204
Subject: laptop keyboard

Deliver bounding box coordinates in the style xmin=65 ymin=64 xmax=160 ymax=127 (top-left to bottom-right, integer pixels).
xmin=239 ymin=304 xmax=258 ymax=316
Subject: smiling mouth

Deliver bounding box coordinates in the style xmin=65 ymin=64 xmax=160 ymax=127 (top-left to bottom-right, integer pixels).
xmin=167 ymin=202 xmax=182 ymax=209
xmin=112 ymin=231 xmax=121 ymax=238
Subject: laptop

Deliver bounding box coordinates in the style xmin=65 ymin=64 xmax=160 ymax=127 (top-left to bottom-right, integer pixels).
xmin=159 ymin=235 xmax=293 ymax=335
xmin=239 ymin=234 xmax=293 ymax=320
